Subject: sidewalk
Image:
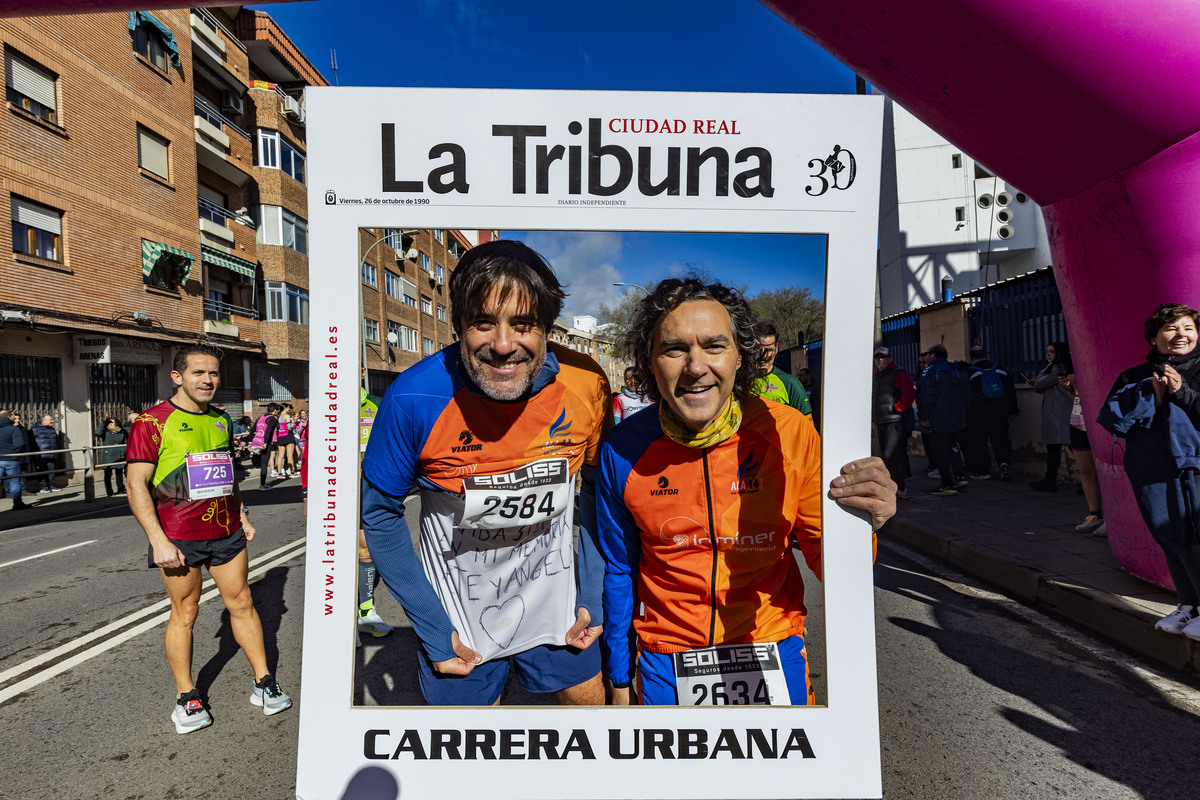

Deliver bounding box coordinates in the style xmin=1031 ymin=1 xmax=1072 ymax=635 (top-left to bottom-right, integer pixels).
xmin=883 ymin=469 xmax=1200 ymax=678
xmin=0 ymin=480 xmax=131 ymax=532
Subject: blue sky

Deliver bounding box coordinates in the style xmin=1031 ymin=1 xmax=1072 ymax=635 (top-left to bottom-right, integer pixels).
xmin=251 ymin=0 xmax=855 ymax=317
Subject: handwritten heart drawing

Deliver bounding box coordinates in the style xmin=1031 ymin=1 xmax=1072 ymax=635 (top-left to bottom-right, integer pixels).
xmin=479 ymin=596 xmax=525 ymax=650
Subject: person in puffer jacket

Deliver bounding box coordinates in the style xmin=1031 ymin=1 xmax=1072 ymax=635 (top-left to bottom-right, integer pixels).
xmin=1099 ymin=302 xmax=1200 ymax=639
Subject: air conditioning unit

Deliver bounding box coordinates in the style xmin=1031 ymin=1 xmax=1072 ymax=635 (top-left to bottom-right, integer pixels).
xmin=281 ymin=94 xmax=302 ymax=119
xmin=221 ymin=91 xmax=244 ymax=116
xmin=436 ymin=276 xmax=445 ymax=287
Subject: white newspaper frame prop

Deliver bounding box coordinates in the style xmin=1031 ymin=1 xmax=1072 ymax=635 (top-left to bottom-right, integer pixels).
xmin=299 ymin=87 xmax=882 ymax=800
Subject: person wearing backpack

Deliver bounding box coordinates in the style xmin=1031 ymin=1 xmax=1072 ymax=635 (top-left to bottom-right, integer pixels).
xmin=963 ymin=346 xmax=1019 ymax=480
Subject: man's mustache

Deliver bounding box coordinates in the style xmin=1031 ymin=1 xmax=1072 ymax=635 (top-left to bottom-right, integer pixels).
xmin=477 ymin=349 xmax=532 ymax=367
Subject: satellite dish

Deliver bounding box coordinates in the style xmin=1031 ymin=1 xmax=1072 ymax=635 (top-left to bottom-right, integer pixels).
xmin=386 ymin=332 xmax=399 ymax=346
xmin=405 ymin=248 xmax=419 ymax=260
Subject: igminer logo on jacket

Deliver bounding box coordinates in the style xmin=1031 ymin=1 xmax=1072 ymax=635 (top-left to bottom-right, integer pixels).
xmin=731 ymin=451 xmax=761 ymax=495
xmin=452 ymin=428 xmax=482 ymax=453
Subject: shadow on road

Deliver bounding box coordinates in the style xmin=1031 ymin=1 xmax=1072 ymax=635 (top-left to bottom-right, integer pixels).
xmin=875 ymin=557 xmax=1200 ymax=800
xmin=196 ymin=565 xmax=291 ymax=694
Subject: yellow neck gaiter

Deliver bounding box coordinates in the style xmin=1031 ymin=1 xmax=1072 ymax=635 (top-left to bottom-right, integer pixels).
xmin=659 ymin=395 xmax=742 ymax=449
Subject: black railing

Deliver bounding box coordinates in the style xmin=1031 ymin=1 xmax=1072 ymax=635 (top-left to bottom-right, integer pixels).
xmin=193 ymin=93 xmax=251 ymax=141
xmin=204 ymin=297 xmax=258 ymax=321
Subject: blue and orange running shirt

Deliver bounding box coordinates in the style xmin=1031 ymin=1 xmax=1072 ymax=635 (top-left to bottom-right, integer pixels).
xmin=597 ymin=395 xmax=823 ymax=687
xmin=362 ymin=342 xmax=611 ymax=663
xmin=127 ymin=401 xmax=239 ymax=542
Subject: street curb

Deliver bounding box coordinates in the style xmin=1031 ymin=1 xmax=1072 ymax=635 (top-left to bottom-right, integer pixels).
xmin=0 ymin=494 xmax=130 ymax=532
xmin=882 ymin=517 xmax=1200 ymax=678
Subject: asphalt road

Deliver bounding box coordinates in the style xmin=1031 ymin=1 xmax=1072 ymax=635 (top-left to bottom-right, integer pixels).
xmin=2 ymin=481 xmax=1199 ymax=799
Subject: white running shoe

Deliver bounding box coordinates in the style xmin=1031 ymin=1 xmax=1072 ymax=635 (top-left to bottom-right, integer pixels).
xmin=250 ymin=674 xmax=292 ymax=715
xmin=1075 ymin=514 xmax=1104 ymax=533
xmin=358 ymin=605 xmax=394 ymax=637
xmin=1155 ymin=604 xmax=1198 ymax=634
xmin=172 ymin=690 xmax=213 ymax=734
xmin=1182 ymin=616 xmax=1200 ymax=642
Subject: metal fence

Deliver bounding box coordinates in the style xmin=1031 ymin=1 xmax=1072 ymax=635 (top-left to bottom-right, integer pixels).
xmin=966 ymin=268 xmax=1066 ymax=380
xmin=89 ymin=364 xmax=159 ymax=437
xmin=880 ymin=311 xmax=922 ymax=377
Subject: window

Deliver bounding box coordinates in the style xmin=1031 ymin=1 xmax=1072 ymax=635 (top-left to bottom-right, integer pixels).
xmin=256 ymin=205 xmax=308 ymax=255
xmin=437 ymin=304 xmax=447 ymax=322
xmin=436 ymin=264 xmax=445 ymax=284
xmin=402 ymin=278 xmax=418 ymax=308
xmin=951 ymin=153 xmax=963 ymax=169
xmin=362 ymin=261 xmax=377 ymax=287
xmin=137 ymin=126 xmax=169 ymax=180
xmin=257 ymin=129 xmax=305 ymax=183
xmin=387 ymin=320 xmax=419 ymax=352
xmin=421 ymin=296 xmax=432 ymax=315
xmin=265 ymin=281 xmax=309 ymax=325
xmin=384 ymin=228 xmax=404 ymax=249
xmin=384 ymin=271 xmax=402 ymax=299
xmin=955 ymin=206 xmax=966 ymax=222
xmin=420 ymin=252 xmax=431 ymax=273
xmin=131 ymin=18 xmax=170 ymax=71
xmin=363 ymin=317 xmax=379 ymax=343
xmin=434 ymin=229 xmax=444 ymax=243
xmin=10 ymin=196 xmax=62 ymax=261
xmin=5 ymin=49 xmax=57 ymax=124
xmin=423 ymin=337 xmax=435 ymax=356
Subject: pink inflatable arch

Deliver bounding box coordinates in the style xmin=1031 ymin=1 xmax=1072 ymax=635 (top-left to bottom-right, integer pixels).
xmin=763 ymin=0 xmax=1200 ymax=587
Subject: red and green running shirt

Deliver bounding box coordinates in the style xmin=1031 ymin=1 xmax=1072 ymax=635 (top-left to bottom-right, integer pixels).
xmin=127 ymin=400 xmax=239 ymax=542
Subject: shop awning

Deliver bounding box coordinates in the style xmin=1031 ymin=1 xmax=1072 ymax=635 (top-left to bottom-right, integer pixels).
xmin=201 ymin=245 xmax=257 ymax=279
xmin=142 ymin=239 xmax=194 ymax=286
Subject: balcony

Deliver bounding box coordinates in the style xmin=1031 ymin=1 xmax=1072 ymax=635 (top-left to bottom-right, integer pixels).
xmin=190 ymin=7 xmax=247 ymax=96
xmin=194 ymin=94 xmax=251 ymax=187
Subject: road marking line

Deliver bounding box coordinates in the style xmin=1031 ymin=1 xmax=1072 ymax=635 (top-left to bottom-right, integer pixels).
xmin=0 ymin=538 xmax=305 ymax=702
xmin=0 ymin=540 xmax=98 ymax=569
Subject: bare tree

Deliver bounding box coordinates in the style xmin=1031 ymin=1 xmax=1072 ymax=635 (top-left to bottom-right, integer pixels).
xmin=748 ymin=286 xmax=824 ymax=349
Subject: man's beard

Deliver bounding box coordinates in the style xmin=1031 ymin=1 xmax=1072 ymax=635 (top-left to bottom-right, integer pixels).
xmin=463 ymin=347 xmax=544 ymax=401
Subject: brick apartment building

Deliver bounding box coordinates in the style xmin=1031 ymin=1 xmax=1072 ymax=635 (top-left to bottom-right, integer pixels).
xmin=358 ymin=227 xmax=498 ymax=396
xmin=0 ymin=6 xmax=329 ymax=482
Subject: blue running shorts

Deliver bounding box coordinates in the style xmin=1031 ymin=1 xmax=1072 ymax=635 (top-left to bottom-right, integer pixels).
xmin=417 ymin=641 xmax=601 ymax=705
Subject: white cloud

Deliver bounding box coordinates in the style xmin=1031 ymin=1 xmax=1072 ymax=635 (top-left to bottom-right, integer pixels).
xmin=519 ymin=231 xmax=625 ymax=322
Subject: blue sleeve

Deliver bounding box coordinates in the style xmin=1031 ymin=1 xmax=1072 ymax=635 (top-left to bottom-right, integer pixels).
xmin=915 ymin=375 xmax=933 ymax=421
xmin=1097 ymin=378 xmax=1157 ymax=437
xmin=360 ymin=477 xmax=456 ymax=662
xmin=597 ymin=439 xmax=640 ymax=686
xmin=575 ymin=462 xmax=604 ymax=627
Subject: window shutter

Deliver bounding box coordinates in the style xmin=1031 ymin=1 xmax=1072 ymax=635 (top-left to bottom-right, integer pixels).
xmin=5 ymin=50 xmax=56 ymax=110
xmin=138 ymin=127 xmax=169 ymax=179
xmin=11 ymin=197 xmax=61 ymax=234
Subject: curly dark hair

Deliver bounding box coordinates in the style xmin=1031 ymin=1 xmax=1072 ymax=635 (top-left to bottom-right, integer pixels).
xmin=1144 ymin=302 xmax=1200 ymax=344
xmin=623 ymin=278 xmax=761 ymax=403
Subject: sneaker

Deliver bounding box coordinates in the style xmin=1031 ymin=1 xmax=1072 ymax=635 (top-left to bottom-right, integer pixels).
xmin=1075 ymin=514 xmax=1104 ymax=534
xmin=1182 ymin=616 xmax=1200 ymax=642
xmin=967 ymin=473 xmax=991 ymax=480
xmin=171 ymin=690 xmax=213 ymax=735
xmin=895 ymin=488 xmax=908 ymax=500
xmin=954 ymin=479 xmax=969 ymax=489
xmin=1157 ymin=604 xmax=1199 ymax=634
xmin=926 ymin=469 xmax=940 ymax=479
xmin=271 ymin=470 xmax=279 ymax=477
xmin=38 ymin=487 xmax=50 ymax=494
xmin=358 ymin=603 xmax=394 ymax=637
xmin=250 ymin=674 xmax=292 ymax=716
xmin=258 ymin=484 xmax=273 ymax=492
xmin=1093 ymin=521 xmax=1107 ymax=537
xmin=50 ymin=486 xmax=62 ymax=492
xmin=999 ymin=463 xmax=1012 ymax=481
xmin=928 ymin=487 xmax=957 ymax=497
